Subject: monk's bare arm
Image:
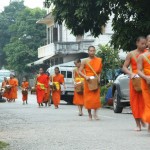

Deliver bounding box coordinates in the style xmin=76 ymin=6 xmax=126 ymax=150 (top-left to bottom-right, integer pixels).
xmin=79 ymin=61 xmax=88 ymax=80
xmin=122 ymin=53 xmax=134 ymax=78
xmin=137 ymin=55 xmax=147 ymax=80
xmin=73 ymin=70 xmax=76 ymax=83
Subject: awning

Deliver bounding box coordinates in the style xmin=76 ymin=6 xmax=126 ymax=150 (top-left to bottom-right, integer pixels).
xmin=36 ymin=13 xmax=54 ymax=24
xmin=27 ymin=55 xmax=54 ymax=67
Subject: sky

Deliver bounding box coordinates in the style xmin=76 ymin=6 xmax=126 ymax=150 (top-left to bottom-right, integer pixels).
xmin=0 ymin=0 xmax=44 ymax=12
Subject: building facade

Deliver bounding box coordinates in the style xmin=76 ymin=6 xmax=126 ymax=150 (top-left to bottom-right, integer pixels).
xmin=28 ymin=12 xmax=113 ymax=67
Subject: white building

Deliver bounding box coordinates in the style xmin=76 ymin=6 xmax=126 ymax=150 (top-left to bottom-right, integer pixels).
xmin=28 ymin=13 xmax=113 ymax=67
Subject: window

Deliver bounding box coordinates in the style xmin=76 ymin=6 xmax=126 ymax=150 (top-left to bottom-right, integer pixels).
xmin=59 ymin=57 xmax=63 ymax=64
xmin=55 ymin=58 xmax=58 ymax=65
xmin=47 ymin=27 xmax=50 ymax=44
xmin=67 ymin=71 xmax=72 ymax=78
xmin=61 ymin=71 xmax=66 ymax=78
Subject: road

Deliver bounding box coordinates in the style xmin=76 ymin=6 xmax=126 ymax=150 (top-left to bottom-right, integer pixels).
xmin=0 ymin=91 xmax=149 ymax=150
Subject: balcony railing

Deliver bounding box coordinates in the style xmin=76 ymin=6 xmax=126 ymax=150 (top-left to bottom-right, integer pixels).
xmin=54 ymin=40 xmax=94 ymax=54
xmin=38 ymin=40 xmax=94 ymax=58
xmin=38 ymin=43 xmax=55 ymax=58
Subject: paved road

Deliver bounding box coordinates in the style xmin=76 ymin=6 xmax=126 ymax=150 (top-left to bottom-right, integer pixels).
xmin=0 ymin=91 xmax=149 ymax=150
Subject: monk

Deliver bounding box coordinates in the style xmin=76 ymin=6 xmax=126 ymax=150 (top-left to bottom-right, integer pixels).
xmin=1 ymin=77 xmax=9 ymax=100
xmin=51 ymin=67 xmax=66 ymax=109
xmin=79 ymin=46 xmax=102 ymax=120
xmin=8 ymin=74 xmax=18 ymax=102
xmin=73 ymin=59 xmax=84 ymax=116
xmin=21 ymin=77 xmax=29 ymax=105
xmin=36 ymin=68 xmax=49 ymax=107
xmin=13 ymin=76 xmax=18 ymax=102
xmin=122 ymin=36 xmax=147 ymax=131
xmin=138 ymin=35 xmax=150 ymax=132
xmin=43 ymin=72 xmax=51 ymax=107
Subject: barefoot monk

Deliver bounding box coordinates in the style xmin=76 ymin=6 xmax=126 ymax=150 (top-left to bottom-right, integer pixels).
xmin=36 ymin=68 xmax=49 ymax=107
xmin=73 ymin=59 xmax=84 ymax=116
xmin=79 ymin=46 xmax=102 ymax=120
xmin=138 ymin=35 xmax=150 ymax=132
xmin=122 ymin=36 xmax=147 ymax=131
xmin=51 ymin=67 xmax=66 ymax=109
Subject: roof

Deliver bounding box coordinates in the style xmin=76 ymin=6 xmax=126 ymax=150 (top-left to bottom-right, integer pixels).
xmin=27 ymin=54 xmax=54 ymax=67
xmin=36 ymin=13 xmax=54 ymax=24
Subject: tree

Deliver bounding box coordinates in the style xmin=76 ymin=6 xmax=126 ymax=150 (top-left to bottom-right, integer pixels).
xmin=96 ymin=45 xmax=121 ymax=84
xmin=0 ymin=1 xmax=25 ymax=67
xmin=48 ymin=0 xmax=150 ymax=50
xmin=3 ymin=5 xmax=46 ymax=73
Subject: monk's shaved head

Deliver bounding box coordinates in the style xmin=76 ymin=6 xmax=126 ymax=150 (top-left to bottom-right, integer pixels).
xmin=136 ymin=36 xmax=146 ymax=42
xmin=39 ymin=68 xmax=44 ymax=74
xmin=147 ymin=34 xmax=150 ymax=39
xmin=136 ymin=36 xmax=146 ymax=50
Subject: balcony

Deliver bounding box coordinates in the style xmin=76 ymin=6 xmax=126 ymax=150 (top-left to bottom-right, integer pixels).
xmin=38 ymin=40 xmax=94 ymax=58
xmin=38 ymin=43 xmax=55 ymax=58
xmin=55 ymin=40 xmax=94 ymax=54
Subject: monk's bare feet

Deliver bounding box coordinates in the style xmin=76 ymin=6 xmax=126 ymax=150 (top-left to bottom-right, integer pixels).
xmin=134 ymin=127 xmax=141 ymax=132
xmin=79 ymin=112 xmax=83 ymax=116
xmin=93 ymin=115 xmax=100 ymax=120
xmin=55 ymin=106 xmax=59 ymax=109
xmin=89 ymin=115 xmax=92 ymax=121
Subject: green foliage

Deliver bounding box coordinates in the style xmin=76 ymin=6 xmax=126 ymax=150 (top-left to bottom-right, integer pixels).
xmin=0 ymin=1 xmax=25 ymax=67
xmin=0 ymin=141 xmax=9 ymax=149
xmin=0 ymin=1 xmax=46 ymax=72
xmin=96 ymin=45 xmax=121 ymax=83
xmin=100 ymin=86 xmax=108 ymax=97
xmin=48 ymin=0 xmax=150 ymax=50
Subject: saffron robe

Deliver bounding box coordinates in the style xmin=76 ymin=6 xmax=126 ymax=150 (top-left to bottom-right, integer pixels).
xmin=130 ymin=51 xmax=146 ymax=118
xmin=84 ymin=57 xmax=102 ymax=109
xmin=52 ymin=74 xmax=64 ymax=107
xmin=36 ymin=74 xmax=49 ymax=104
xmin=141 ymin=54 xmax=150 ymax=123
xmin=8 ymin=78 xmax=17 ymax=100
xmin=73 ymin=69 xmax=84 ymax=105
xmin=21 ymin=81 xmax=29 ymax=101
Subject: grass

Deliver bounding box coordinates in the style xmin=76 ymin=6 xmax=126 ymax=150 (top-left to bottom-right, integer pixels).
xmin=0 ymin=141 xmax=9 ymax=149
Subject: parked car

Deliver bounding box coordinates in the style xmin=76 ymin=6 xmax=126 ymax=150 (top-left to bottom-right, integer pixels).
xmin=47 ymin=61 xmax=75 ymax=104
xmin=112 ymin=74 xmax=130 ymax=113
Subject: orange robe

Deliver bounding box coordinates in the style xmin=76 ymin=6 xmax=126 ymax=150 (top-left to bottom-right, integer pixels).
xmin=73 ymin=69 xmax=84 ymax=105
xmin=130 ymin=52 xmax=145 ymax=118
xmin=21 ymin=81 xmax=29 ymax=101
xmin=8 ymin=78 xmax=17 ymax=100
xmin=13 ymin=78 xmax=18 ymax=100
xmin=141 ymin=55 xmax=150 ymax=123
xmin=52 ymin=74 xmax=64 ymax=107
xmin=36 ymin=74 xmax=49 ymax=104
xmin=43 ymin=77 xmax=51 ymax=103
xmin=2 ymin=81 xmax=9 ymax=99
xmin=84 ymin=57 xmax=102 ymax=109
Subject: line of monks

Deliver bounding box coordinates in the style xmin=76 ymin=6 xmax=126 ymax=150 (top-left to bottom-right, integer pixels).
xmin=35 ymin=46 xmax=102 ymax=121
xmin=1 ymin=37 xmax=150 ymax=132
xmin=123 ymin=35 xmax=150 ymax=132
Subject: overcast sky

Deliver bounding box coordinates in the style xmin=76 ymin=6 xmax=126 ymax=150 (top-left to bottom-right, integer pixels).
xmin=0 ymin=0 xmax=44 ymax=12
